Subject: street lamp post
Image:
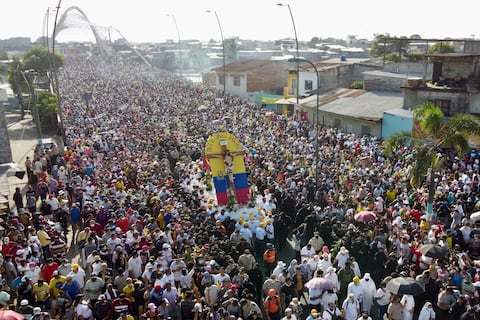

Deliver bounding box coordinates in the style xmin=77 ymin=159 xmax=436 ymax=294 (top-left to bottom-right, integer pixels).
xmin=166 ymin=13 xmax=182 ymax=76
xmin=288 ymin=58 xmax=319 ymax=195
xmin=277 ymin=3 xmax=299 ymax=106
xmin=206 ymin=10 xmax=226 ymax=96
xmin=44 ymin=7 xmax=56 ymax=94
xmin=51 ymin=0 xmax=64 ymax=139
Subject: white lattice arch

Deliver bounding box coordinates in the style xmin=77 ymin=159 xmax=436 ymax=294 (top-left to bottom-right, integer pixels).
xmin=54 ymin=6 xmax=112 ymax=55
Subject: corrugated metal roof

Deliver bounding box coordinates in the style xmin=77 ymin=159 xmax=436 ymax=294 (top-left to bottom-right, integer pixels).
xmin=301 ymin=89 xmax=404 ymax=121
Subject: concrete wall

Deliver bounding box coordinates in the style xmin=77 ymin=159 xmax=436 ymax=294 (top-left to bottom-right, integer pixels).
xmin=0 ymin=107 xmax=12 ymax=163
xmin=383 ymin=62 xmax=432 ymax=75
xmin=403 ymin=87 xmax=471 ymax=114
xmin=321 ymin=111 xmax=381 ymax=137
xmin=364 ymin=75 xmax=407 ymax=92
xmin=382 ymin=112 xmax=413 ymax=139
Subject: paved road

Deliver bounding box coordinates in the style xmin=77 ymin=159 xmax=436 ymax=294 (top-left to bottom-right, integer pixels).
xmin=3 ymin=110 xmax=81 ymax=263
xmin=3 ymin=111 xmax=37 ymax=209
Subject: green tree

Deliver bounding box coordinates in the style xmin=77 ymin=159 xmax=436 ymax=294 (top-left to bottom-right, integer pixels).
xmin=7 ymin=46 xmax=64 ymax=95
xmin=6 ymin=47 xmax=63 ymax=118
xmin=383 ymin=102 xmax=480 ymax=214
xmin=22 ymin=45 xmax=64 ymax=73
xmin=369 ymin=34 xmax=411 ymax=61
xmin=426 ymin=42 xmax=456 ymax=54
xmin=35 ymin=91 xmax=59 ymax=133
xmin=350 ymin=81 xmax=364 ymax=89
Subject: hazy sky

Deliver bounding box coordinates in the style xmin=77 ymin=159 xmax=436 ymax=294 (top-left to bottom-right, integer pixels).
xmin=2 ymin=0 xmax=478 ymax=44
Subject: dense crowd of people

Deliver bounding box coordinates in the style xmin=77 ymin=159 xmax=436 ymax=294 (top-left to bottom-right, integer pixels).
xmin=1 ymin=53 xmax=480 ymax=320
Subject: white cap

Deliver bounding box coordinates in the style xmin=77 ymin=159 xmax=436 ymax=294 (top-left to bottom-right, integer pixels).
xmin=20 ymin=299 xmax=29 ymax=306
xmin=148 ymin=302 xmax=156 ymax=309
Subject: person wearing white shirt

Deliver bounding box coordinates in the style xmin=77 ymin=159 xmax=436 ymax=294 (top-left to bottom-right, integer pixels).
xmin=321 ymin=290 xmax=338 ymax=312
xmin=255 ymin=223 xmax=267 ymax=255
xmin=356 ymin=312 xmax=372 ymax=320
xmin=170 ymin=258 xmax=187 ymax=284
xmin=350 ymin=257 xmax=361 ymax=278
xmin=300 ymin=244 xmax=316 ymax=261
xmin=162 ymin=282 xmax=178 ymax=312
xmin=316 ymin=252 xmax=332 ymax=273
xmin=400 ymin=294 xmax=415 ymax=320
xmin=159 ymin=269 xmax=175 ymax=287
xmin=264 ymin=199 xmax=277 ymax=213
xmin=374 ymin=282 xmax=390 ymax=320
xmin=360 ymin=273 xmax=376 ymax=315
xmin=460 ymin=220 xmax=472 ymax=245
xmin=265 ymin=220 xmax=275 ymax=243
xmin=418 ymin=301 xmax=436 ymax=320
xmin=46 ymin=196 xmax=60 ymax=211
xmin=127 ymin=252 xmax=143 ymax=279
xmin=179 ymin=268 xmax=195 ymax=290
xmin=248 ymin=218 xmax=259 ymax=236
xmin=307 ymin=287 xmax=322 ymax=309
xmin=281 ymin=308 xmax=297 ymax=320
xmin=307 ymin=255 xmax=319 ymax=273
xmin=335 ymin=247 xmax=350 ymax=268
xmin=322 ymin=302 xmax=342 ymax=320
xmin=341 ymin=293 xmax=360 ymax=320
xmin=324 ymin=266 xmax=340 ymax=293
xmin=347 ymin=277 xmax=364 ymax=310
xmin=68 ymin=264 xmax=86 ymax=290
xmin=214 ymin=267 xmax=231 ymax=284
xmin=76 ymin=300 xmax=93 ymax=319
xmin=240 ymin=223 xmax=253 ymax=244
xmin=204 ymin=282 xmax=219 ymax=307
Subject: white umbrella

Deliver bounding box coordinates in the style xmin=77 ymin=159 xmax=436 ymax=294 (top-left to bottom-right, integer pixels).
xmin=471 ymin=211 xmax=480 ymax=222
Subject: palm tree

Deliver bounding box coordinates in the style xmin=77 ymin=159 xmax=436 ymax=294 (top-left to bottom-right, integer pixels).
xmin=383 ymin=101 xmax=480 ymax=214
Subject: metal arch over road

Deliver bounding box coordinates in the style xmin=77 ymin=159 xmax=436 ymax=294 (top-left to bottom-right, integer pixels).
xmin=54 ymin=6 xmax=113 ymax=55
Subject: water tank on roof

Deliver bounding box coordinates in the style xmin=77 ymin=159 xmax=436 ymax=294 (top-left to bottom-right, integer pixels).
xmin=340 ymin=55 xmax=347 ymax=61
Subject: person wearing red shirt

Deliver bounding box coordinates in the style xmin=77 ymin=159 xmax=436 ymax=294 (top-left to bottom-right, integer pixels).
xmin=116 ymin=214 xmax=130 ymax=234
xmin=110 ymin=293 xmax=133 ymax=319
xmin=42 ymin=258 xmax=58 ymax=282
xmin=89 ymin=219 xmax=104 ymax=237
xmin=2 ymin=238 xmax=14 ymax=257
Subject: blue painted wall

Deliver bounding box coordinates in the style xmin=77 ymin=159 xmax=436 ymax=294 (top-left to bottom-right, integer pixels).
xmin=382 ymin=112 xmax=413 ymax=139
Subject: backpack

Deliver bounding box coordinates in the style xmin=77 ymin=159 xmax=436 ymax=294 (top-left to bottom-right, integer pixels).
xmin=325 ymin=309 xmax=339 ymax=320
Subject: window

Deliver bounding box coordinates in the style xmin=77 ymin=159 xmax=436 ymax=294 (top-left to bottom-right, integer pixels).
xmin=219 ymin=75 xmax=225 ymax=85
xmin=435 ymin=99 xmax=451 ymax=116
xmin=304 ymin=80 xmax=313 ymax=91
xmin=291 ymin=78 xmax=297 ymax=90
xmin=233 ymin=76 xmax=241 ymax=86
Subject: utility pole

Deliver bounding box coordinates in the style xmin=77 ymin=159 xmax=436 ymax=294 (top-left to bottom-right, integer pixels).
xmin=23 ymin=70 xmax=43 ymax=146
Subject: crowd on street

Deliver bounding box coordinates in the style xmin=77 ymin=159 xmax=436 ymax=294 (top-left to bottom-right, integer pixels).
xmin=2 ymin=54 xmax=480 ymax=320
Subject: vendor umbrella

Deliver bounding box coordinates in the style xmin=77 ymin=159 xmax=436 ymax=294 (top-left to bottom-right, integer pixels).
xmin=386 ymin=277 xmax=425 ymax=296
xmin=305 ymin=277 xmax=335 ymax=290
xmin=354 ymin=211 xmax=377 ymax=223
xmin=418 ymin=244 xmax=447 ymax=259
